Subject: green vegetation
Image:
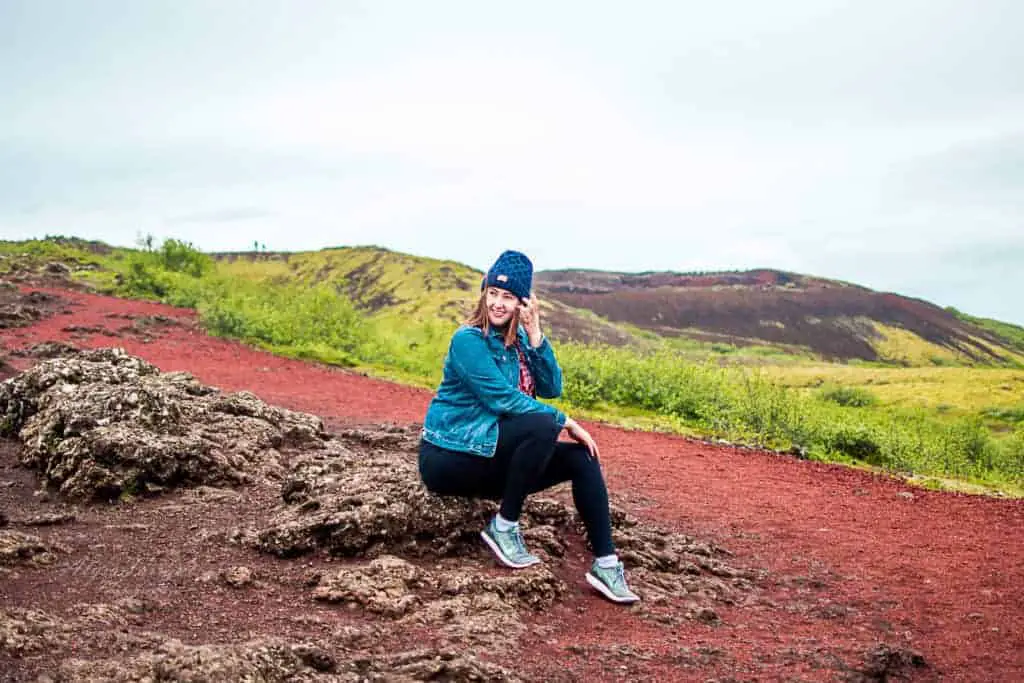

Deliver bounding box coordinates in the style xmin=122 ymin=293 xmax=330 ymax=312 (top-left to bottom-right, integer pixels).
xmin=817 ymin=384 xmax=879 ymax=408
xmin=949 ymin=307 xmax=1024 ymax=356
xmin=0 ymin=236 xmax=105 ymax=274
xmin=556 ymin=344 xmax=1022 ymax=490
xmin=199 ymin=279 xmax=368 ymax=367
xmin=3 ymin=236 xmax=1023 ymax=495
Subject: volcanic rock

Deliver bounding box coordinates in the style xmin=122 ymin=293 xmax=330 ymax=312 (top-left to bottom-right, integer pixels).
xmin=0 ymin=347 xmax=327 ymax=500
xmin=0 ymin=530 xmax=60 ymax=567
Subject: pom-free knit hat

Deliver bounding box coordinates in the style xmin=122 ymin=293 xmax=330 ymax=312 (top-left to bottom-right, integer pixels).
xmin=483 ymin=250 xmax=533 ymax=300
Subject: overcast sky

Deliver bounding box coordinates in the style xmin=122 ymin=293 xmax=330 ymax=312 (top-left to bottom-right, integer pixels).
xmin=1 ymin=0 xmax=1022 ymax=323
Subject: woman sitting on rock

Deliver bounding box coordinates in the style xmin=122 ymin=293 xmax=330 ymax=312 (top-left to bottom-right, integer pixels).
xmin=418 ymin=250 xmax=639 ymax=604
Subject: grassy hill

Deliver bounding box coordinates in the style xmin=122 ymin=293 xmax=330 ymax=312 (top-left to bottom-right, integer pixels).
xmin=214 ymin=247 xmax=639 ymax=348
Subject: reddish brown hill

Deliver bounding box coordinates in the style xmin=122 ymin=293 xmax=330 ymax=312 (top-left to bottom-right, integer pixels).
xmin=536 ymin=269 xmax=1015 ymax=363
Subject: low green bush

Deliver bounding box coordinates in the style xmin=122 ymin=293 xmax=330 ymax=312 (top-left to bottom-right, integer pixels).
xmin=981 ymin=405 xmax=1024 ymax=423
xmin=198 ymin=278 xmax=367 ymax=365
xmin=156 ymin=238 xmax=212 ymax=277
xmin=823 ymin=422 xmax=883 ymax=463
xmin=118 ymin=239 xmax=212 ymax=304
xmin=818 ymin=384 xmax=879 ymax=407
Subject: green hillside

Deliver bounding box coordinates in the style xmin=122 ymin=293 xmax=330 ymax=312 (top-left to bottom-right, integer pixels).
xmin=215 ymin=247 xmax=642 ymax=348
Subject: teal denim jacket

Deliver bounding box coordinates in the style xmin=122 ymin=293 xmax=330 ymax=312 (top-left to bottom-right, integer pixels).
xmin=421 ymin=324 xmax=566 ymax=457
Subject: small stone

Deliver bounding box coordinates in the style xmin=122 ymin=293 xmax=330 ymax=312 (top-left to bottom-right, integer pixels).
xmin=222 ymin=566 xmax=254 ymax=588
xmin=294 ymin=645 xmax=336 ymax=672
xmin=23 ymin=512 xmax=77 ymax=526
xmin=696 ymin=607 xmax=720 ymax=624
xmin=45 ymin=261 xmax=70 ymax=275
xmin=967 ymin=612 xmax=984 ymax=621
xmin=896 ymin=491 xmax=915 ymax=500
xmin=118 ymin=597 xmax=153 ymax=614
xmin=196 ymin=570 xmax=218 ymax=584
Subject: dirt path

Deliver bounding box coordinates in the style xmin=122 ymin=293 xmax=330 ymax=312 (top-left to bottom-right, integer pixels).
xmin=3 ymin=286 xmax=1022 ymax=681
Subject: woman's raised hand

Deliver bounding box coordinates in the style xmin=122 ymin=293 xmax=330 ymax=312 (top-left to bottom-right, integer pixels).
xmin=518 ymin=295 xmax=543 ymax=347
xmin=564 ymin=417 xmax=600 ymax=461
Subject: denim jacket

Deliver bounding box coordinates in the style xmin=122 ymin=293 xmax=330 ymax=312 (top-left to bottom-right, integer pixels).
xmin=421 ymin=324 xmax=566 ymax=457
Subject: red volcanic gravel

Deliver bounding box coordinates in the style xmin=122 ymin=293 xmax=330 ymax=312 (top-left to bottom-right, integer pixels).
xmin=3 ymin=285 xmax=1023 ymax=681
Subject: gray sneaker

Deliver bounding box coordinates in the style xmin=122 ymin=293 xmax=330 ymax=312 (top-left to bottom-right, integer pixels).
xmin=586 ymin=560 xmax=640 ymax=604
xmin=481 ymin=518 xmax=541 ymax=568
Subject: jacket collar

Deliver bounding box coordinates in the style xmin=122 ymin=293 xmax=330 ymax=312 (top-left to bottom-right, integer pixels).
xmin=485 ymin=324 xmax=527 ymax=347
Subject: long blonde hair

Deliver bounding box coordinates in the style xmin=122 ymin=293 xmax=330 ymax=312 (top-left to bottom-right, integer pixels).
xmin=465 ymin=291 xmax=520 ymax=347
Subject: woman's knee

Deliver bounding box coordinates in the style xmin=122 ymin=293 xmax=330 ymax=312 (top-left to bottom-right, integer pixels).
xmin=561 ymin=443 xmax=604 ymax=477
xmin=418 ymin=451 xmax=444 ymax=493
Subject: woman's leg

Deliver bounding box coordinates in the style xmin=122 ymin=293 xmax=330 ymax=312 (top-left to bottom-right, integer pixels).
xmin=529 ymin=441 xmax=639 ymax=604
xmin=529 ymin=442 xmax=614 ymax=557
xmin=492 ymin=412 xmax=562 ymax=522
xmin=419 ymin=418 xmax=559 ymax=569
xmin=419 ymin=439 xmax=501 ymax=499
xmin=466 ymin=412 xmax=561 ymax=569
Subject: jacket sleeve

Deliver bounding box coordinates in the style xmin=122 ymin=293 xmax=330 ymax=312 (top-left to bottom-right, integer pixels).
xmin=448 ymin=329 xmax=566 ymax=425
xmin=524 ymin=336 xmax=563 ymax=399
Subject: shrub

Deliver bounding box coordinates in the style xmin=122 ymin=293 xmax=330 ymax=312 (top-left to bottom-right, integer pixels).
xmin=122 ymin=258 xmax=168 ymax=299
xmin=156 ymin=238 xmax=212 ymax=277
xmin=198 ymin=279 xmax=367 ymax=365
xmin=823 ymin=423 xmax=883 ymax=464
xmin=997 ymin=428 xmax=1024 ymax=477
xmin=119 ymin=239 xmax=212 ymax=303
xmin=940 ymin=418 xmax=994 ymax=470
xmin=818 ymin=385 xmax=878 ymax=408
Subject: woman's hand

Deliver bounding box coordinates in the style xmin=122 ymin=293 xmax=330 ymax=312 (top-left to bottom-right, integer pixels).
xmin=518 ymin=295 xmax=543 ymax=348
xmin=564 ymin=417 xmax=600 ymax=460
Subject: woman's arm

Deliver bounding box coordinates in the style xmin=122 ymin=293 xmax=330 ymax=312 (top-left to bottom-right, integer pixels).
xmin=448 ymin=328 xmax=566 ymax=425
xmin=564 ymin=416 xmax=600 ymax=460
xmin=524 ymin=337 xmax=563 ymax=399
xmin=518 ymin=296 xmax=563 ymax=398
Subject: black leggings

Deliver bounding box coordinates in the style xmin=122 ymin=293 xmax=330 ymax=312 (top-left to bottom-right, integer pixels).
xmin=419 ymin=412 xmax=614 ymax=556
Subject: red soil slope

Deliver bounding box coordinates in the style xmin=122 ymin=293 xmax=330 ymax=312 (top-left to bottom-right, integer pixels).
xmin=3 ymin=287 xmax=1023 ymax=681
xmin=536 ymin=269 xmax=1012 ymax=362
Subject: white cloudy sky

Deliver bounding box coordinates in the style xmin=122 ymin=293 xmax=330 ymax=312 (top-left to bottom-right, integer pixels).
xmin=1 ymin=0 xmax=1022 ymax=322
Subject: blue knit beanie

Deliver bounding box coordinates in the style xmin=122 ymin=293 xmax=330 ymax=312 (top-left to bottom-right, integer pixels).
xmin=482 ymin=250 xmax=533 ymax=300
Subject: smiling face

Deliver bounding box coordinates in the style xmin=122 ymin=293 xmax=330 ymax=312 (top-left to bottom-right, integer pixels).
xmin=484 ymin=286 xmax=519 ymax=328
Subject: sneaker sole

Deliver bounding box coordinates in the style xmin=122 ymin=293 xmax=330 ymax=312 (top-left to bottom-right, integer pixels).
xmin=480 ymin=530 xmax=540 ymax=569
xmin=586 ymin=572 xmax=640 ymax=604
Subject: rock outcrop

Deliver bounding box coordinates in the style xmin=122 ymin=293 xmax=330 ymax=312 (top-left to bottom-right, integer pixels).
xmin=0 ymin=347 xmax=325 ymax=500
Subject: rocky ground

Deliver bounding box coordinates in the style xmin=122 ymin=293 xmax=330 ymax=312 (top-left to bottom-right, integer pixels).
xmin=1 ymin=282 xmax=1022 ymax=681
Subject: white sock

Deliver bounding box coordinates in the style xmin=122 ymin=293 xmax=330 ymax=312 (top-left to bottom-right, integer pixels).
xmin=494 ymin=513 xmax=518 ymax=532
xmin=596 ymin=554 xmax=619 ymax=569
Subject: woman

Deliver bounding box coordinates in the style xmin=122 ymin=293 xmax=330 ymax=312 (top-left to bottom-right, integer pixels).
xmin=419 ymin=250 xmax=639 ymax=604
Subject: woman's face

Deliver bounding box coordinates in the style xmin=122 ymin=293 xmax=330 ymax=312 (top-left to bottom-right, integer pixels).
xmin=485 ymin=286 xmax=519 ymax=327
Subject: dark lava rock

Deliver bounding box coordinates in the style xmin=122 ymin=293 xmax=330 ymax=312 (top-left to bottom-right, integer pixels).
xmin=0 ymin=347 xmax=327 ymax=500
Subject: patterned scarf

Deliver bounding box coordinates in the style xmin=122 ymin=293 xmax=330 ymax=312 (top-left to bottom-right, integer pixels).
xmin=514 ymin=343 xmax=536 ymax=397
